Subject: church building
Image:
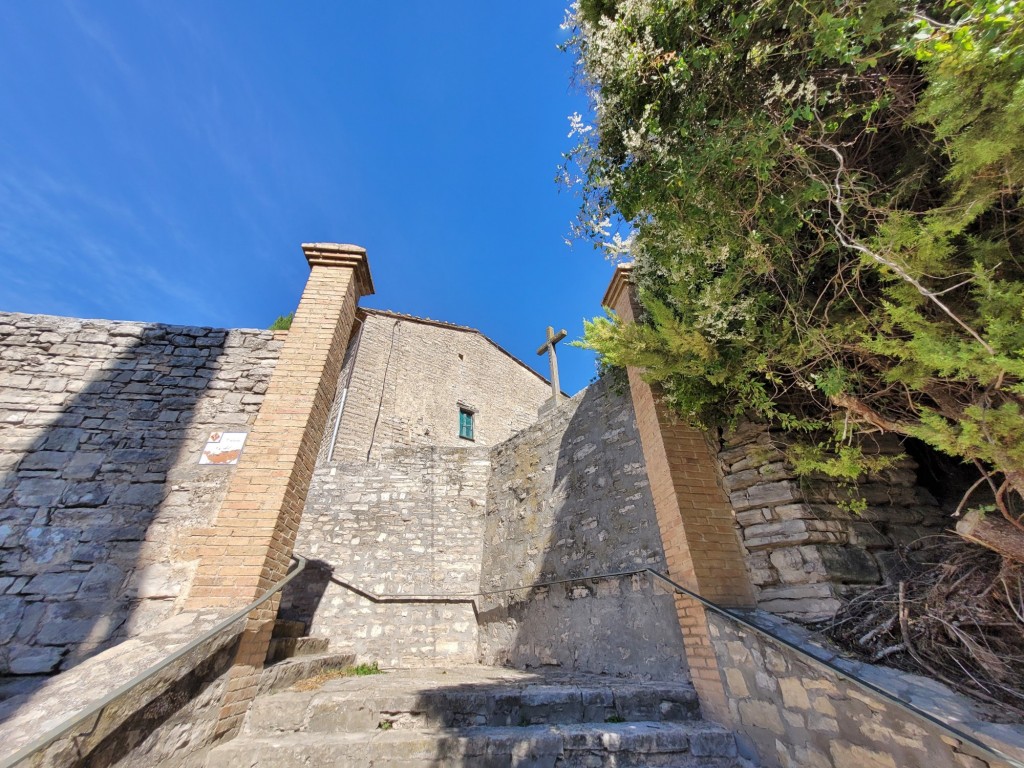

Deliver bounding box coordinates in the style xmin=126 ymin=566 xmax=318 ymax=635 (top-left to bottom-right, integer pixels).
xmin=0 ymin=243 xmax=1012 ymax=768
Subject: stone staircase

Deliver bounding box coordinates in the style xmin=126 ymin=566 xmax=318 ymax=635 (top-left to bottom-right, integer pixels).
xmin=206 ymin=665 xmax=745 ymax=767
xmin=264 ymin=619 xmax=330 ymax=665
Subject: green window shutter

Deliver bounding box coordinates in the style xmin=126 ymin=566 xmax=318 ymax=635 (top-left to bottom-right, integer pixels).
xmin=459 ymin=409 xmax=474 ymax=440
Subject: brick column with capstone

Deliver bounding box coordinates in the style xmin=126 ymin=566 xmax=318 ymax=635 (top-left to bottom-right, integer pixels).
xmin=602 ymin=264 xmax=755 ymax=724
xmin=186 ymin=242 xmax=373 ymax=736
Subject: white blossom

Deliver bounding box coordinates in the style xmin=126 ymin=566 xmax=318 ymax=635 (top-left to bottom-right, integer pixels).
xmin=602 ymin=230 xmax=635 ymax=259
xmin=567 ymin=111 xmax=593 ymax=139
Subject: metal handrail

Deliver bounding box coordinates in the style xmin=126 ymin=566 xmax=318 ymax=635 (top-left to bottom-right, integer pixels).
xmin=0 ymin=555 xmax=307 ymax=768
xmin=6 ymin=557 xmax=1019 ymax=768
xmin=330 ymin=566 xmax=1024 ymax=768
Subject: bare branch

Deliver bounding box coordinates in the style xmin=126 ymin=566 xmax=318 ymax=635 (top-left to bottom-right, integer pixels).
xmin=821 ymin=143 xmax=996 ymax=355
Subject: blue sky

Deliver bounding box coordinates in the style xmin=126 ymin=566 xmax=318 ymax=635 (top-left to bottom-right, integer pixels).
xmin=0 ymin=2 xmax=610 ymax=395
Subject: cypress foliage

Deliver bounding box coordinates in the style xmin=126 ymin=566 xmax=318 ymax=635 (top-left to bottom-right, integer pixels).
xmin=568 ymin=0 xmax=1024 ymax=527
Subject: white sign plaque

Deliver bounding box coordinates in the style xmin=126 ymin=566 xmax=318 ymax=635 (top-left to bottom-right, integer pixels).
xmin=200 ymin=431 xmax=247 ymax=465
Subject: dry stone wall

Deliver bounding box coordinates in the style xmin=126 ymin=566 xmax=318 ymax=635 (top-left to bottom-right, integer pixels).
xmin=329 ymin=312 xmax=551 ymax=462
xmin=718 ymin=422 xmax=948 ymax=621
xmin=477 ymin=377 xmax=689 ymax=679
xmin=281 ymin=445 xmax=491 ymax=667
xmin=0 ymin=312 xmax=281 ymax=676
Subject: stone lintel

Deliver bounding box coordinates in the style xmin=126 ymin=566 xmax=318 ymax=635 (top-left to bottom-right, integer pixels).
xmin=602 ymin=263 xmax=635 ymax=314
xmin=301 ymin=242 xmax=375 ymax=297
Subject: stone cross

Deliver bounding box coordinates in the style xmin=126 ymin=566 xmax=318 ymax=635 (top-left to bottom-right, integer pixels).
xmin=536 ymin=326 xmax=567 ymax=403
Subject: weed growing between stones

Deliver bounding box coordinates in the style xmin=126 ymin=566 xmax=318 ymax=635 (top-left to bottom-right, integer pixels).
xmin=289 ymin=661 xmax=382 ymax=691
xmin=351 ymin=662 xmax=381 ymax=676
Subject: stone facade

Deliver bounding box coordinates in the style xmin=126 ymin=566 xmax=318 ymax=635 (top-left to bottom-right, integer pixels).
xmin=718 ymin=422 xmax=949 ymax=621
xmin=328 ymin=310 xmax=552 ymax=462
xmin=476 ymin=376 xmax=688 ymax=679
xmin=0 ymin=312 xmax=281 ymax=676
xmin=272 ymin=304 xmax=556 ymax=670
xmin=285 ymin=374 xmax=689 ymax=679
xmin=281 ymin=445 xmax=491 ymax=667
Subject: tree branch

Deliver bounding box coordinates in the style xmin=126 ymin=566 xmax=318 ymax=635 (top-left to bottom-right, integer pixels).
xmin=829 ymin=392 xmax=915 ymax=434
xmin=820 ymin=143 xmax=996 ymax=355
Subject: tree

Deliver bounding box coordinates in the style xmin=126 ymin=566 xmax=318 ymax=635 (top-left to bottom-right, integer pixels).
xmin=269 ymin=313 xmax=294 ymax=331
xmin=567 ymin=0 xmax=1024 ymax=551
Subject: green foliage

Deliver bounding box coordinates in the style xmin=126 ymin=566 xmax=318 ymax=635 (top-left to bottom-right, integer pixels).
xmin=269 ymin=312 xmax=294 ymax=331
xmin=567 ymin=0 xmax=1024 ymax=496
xmin=351 ymin=661 xmax=382 ymax=676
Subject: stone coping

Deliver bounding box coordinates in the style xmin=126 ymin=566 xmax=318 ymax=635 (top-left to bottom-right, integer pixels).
xmin=0 ymin=608 xmax=235 ymax=764
xmin=300 ymin=243 xmax=374 ymax=296
xmin=601 ymin=262 xmax=634 ymax=311
xmin=0 ymin=309 xmax=269 ymax=337
xmin=741 ymin=609 xmax=1024 ymax=763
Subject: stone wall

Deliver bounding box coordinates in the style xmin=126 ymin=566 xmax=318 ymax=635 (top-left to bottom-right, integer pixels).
xmin=709 ymin=611 xmax=1023 ymax=768
xmin=280 ymin=445 xmax=491 ymax=667
xmin=0 ymin=312 xmax=281 ymax=676
xmin=476 ymin=377 xmax=689 ymax=679
xmin=329 ymin=311 xmax=551 ymax=462
xmin=0 ymin=608 xmax=241 ymax=768
xmin=718 ymin=422 xmax=948 ymax=621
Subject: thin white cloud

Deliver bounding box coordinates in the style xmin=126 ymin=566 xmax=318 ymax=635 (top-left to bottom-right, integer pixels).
xmin=0 ymin=165 xmax=211 ymax=320
xmin=62 ymin=0 xmax=140 ymax=87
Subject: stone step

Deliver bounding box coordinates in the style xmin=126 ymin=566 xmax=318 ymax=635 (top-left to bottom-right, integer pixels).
xmin=245 ymin=678 xmax=701 ymax=734
xmin=257 ymin=653 xmax=357 ymax=696
xmin=264 ymin=636 xmax=330 ymax=664
xmin=271 ymin=619 xmax=307 ymax=639
xmin=206 ymin=721 xmax=740 ymax=768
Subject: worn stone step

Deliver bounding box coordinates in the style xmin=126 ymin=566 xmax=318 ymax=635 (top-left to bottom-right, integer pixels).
xmin=206 ymin=721 xmax=740 ymax=768
xmin=271 ymin=619 xmax=307 ymax=639
xmin=245 ymin=679 xmax=701 ymax=734
xmin=264 ymin=636 xmax=330 ymax=664
xmin=258 ymin=653 xmax=357 ymax=696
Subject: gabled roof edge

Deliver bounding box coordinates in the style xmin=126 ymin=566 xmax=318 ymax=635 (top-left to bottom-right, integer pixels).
xmin=358 ymin=308 xmax=570 ymax=396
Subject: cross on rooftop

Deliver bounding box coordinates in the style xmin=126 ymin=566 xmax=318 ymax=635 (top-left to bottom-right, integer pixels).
xmin=537 ymin=326 xmax=567 ymax=404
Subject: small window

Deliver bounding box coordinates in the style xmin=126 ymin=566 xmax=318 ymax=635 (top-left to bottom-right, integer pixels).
xmin=458 ymin=408 xmax=474 ymax=440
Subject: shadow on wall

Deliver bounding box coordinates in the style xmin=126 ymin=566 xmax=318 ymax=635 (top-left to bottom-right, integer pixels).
xmin=278 ymin=557 xmax=334 ymax=631
xmin=476 ymin=376 xmax=689 ymax=681
xmin=412 ymin=379 xmax=699 ymax=766
xmin=0 ymin=321 xmax=225 ymax=717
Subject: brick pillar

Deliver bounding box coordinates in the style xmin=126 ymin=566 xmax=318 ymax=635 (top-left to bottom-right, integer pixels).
xmin=603 ymin=264 xmax=754 ymax=724
xmin=186 ymin=242 xmax=373 ymax=735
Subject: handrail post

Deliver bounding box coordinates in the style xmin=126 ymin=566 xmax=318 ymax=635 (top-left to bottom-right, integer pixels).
xmin=185 ymin=244 xmax=373 ymax=738
xmin=603 ymin=265 xmax=756 ymax=724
